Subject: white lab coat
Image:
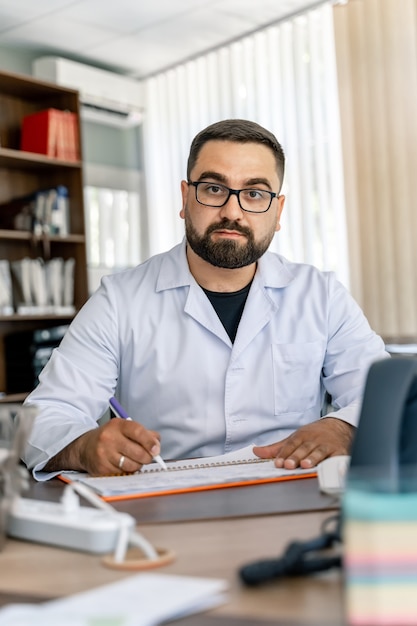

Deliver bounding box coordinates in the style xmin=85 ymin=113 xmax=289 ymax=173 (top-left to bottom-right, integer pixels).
xmin=23 ymin=240 xmax=387 ymax=479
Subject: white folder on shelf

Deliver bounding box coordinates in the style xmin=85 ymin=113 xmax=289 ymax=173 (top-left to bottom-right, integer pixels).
xmin=11 ymin=257 xmax=33 ymax=310
xmin=63 ymin=258 xmax=75 ymax=307
xmin=45 ymin=258 xmax=64 ymax=308
xmin=0 ymin=260 xmax=13 ymax=314
xmin=29 ymin=258 xmax=48 ymax=307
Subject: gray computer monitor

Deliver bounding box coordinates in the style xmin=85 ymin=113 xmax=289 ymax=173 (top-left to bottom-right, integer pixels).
xmin=349 ymin=357 xmax=417 ymax=491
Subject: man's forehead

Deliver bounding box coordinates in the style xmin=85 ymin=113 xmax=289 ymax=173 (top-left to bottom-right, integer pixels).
xmin=192 ymin=140 xmax=280 ymax=183
xmin=196 ymin=139 xmax=272 ymax=155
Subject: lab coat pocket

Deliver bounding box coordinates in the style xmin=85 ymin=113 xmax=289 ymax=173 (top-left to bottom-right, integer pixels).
xmin=272 ymin=341 xmax=325 ymax=414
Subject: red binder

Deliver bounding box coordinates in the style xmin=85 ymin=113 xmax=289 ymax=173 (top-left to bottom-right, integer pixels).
xmin=21 ymin=108 xmax=80 ymax=161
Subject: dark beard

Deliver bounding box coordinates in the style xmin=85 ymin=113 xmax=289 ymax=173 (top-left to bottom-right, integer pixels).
xmin=184 ymin=215 xmax=274 ymax=269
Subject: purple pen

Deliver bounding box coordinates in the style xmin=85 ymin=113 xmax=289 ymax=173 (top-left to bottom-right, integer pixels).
xmin=109 ymin=396 xmax=131 ymax=420
xmin=109 ymin=396 xmax=167 ymax=471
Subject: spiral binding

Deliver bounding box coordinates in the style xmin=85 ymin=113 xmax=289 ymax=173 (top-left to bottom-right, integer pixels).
xmin=143 ymin=457 xmax=269 ymax=473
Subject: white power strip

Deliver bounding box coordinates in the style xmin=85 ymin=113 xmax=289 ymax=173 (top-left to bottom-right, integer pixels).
xmin=7 ymin=496 xmax=135 ymax=554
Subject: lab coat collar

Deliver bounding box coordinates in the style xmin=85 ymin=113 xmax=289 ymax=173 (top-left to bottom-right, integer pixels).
xmin=256 ymin=250 xmax=295 ymax=289
xmin=232 ymin=254 xmax=295 ymax=358
xmin=155 ymin=238 xmax=296 ymax=292
xmin=156 ymin=239 xmax=194 ymax=292
xmin=155 ymin=239 xmax=296 ymax=350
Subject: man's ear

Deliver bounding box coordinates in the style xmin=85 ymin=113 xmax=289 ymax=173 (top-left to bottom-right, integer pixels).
xmin=275 ymin=195 xmax=285 ymax=232
xmin=179 ymin=180 xmax=189 ymax=219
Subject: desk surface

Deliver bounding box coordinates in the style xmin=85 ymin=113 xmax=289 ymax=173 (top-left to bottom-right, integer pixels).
xmin=27 ymin=475 xmax=339 ymax=524
xmin=0 ymin=478 xmax=344 ymax=625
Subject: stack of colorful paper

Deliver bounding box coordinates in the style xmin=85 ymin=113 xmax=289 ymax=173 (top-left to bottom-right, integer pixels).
xmin=343 ymin=488 xmax=417 ymax=625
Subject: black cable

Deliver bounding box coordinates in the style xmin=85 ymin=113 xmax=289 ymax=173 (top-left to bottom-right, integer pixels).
xmin=239 ymin=513 xmax=342 ymax=586
xmin=321 ymin=512 xmax=342 ymax=536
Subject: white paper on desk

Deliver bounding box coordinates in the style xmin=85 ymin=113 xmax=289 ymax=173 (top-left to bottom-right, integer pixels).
xmin=0 ymin=573 xmax=228 ymax=626
xmin=61 ymin=444 xmax=315 ymax=497
xmin=385 ymin=343 xmax=417 ymax=354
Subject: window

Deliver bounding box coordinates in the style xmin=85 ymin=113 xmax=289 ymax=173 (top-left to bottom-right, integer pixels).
xmin=142 ymin=2 xmax=349 ymax=287
xmin=83 ymin=164 xmax=145 ymax=294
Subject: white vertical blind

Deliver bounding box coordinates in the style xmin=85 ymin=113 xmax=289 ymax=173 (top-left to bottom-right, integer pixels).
xmin=142 ymin=1 xmax=349 ymax=286
xmin=84 ymin=186 xmax=142 ymax=294
xmin=83 ymin=164 xmax=144 ymax=293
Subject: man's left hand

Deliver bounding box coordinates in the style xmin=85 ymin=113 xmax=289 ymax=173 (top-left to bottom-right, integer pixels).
xmin=253 ymin=417 xmax=355 ymax=469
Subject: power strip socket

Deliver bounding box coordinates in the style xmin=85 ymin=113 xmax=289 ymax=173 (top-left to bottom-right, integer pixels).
xmin=7 ymin=497 xmax=135 ymax=554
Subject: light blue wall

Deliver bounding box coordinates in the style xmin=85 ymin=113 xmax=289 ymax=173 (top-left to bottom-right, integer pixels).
xmin=0 ymin=45 xmax=33 ymax=74
xmin=82 ymin=121 xmax=142 ymax=170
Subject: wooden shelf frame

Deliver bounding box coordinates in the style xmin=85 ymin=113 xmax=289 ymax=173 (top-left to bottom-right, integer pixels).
xmin=0 ymin=68 xmax=89 ymax=399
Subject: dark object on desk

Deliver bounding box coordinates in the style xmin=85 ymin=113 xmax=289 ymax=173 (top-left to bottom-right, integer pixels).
xmin=239 ymin=358 xmax=417 ymax=586
xmin=4 ymin=325 xmax=69 ymax=393
xmin=239 ymin=515 xmax=341 ymax=586
xmin=349 ymin=357 xmax=417 ymax=490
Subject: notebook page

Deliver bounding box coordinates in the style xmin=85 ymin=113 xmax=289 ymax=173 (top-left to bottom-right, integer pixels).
xmin=141 ymin=443 xmax=260 ymax=473
xmin=65 ymin=449 xmax=314 ymax=498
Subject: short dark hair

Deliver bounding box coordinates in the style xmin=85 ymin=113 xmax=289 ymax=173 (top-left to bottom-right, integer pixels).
xmin=187 ymin=119 xmax=285 ymax=188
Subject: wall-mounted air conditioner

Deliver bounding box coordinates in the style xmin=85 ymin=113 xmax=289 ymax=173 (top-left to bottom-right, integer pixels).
xmin=33 ymin=57 xmax=144 ymax=128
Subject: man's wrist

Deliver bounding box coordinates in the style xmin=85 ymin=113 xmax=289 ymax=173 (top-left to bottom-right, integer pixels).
xmin=43 ymin=432 xmax=89 ymax=473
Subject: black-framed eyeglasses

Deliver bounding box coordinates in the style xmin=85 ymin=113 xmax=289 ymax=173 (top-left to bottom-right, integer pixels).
xmin=187 ymin=180 xmax=278 ymax=214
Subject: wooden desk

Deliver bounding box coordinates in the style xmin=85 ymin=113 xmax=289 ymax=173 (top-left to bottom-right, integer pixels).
xmin=0 ymin=479 xmax=345 ymax=625
xmin=27 ymin=476 xmax=339 ymax=524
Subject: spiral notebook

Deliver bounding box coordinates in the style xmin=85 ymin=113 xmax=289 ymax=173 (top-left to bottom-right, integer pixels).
xmin=59 ymin=445 xmax=317 ymax=502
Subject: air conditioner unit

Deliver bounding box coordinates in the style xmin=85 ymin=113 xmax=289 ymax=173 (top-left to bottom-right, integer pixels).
xmin=33 ymin=57 xmax=144 ymax=128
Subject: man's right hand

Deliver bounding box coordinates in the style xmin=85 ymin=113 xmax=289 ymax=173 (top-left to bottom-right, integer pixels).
xmin=43 ymin=418 xmax=161 ymax=476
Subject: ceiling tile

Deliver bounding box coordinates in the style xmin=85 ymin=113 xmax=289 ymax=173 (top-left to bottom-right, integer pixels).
xmin=0 ymin=16 xmax=117 ymax=51
xmin=212 ymin=0 xmax=321 ymax=25
xmin=0 ymin=0 xmax=80 ymax=32
xmin=59 ymin=0 xmax=211 ymax=33
xmin=0 ymin=0 xmax=321 ymax=77
xmin=88 ymin=5 xmax=261 ymax=76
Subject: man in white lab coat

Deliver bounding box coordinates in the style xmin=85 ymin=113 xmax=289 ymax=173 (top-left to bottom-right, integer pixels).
xmin=23 ymin=119 xmax=387 ymax=480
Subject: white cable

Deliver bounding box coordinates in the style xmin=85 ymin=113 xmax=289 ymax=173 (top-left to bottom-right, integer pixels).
xmin=128 ymin=529 xmax=159 ymax=560
xmin=64 ymin=483 xmax=158 ymax=561
xmin=113 ymin=521 xmax=131 ymax=563
xmin=60 ymin=485 xmax=80 ymax=512
xmin=66 ymin=482 xmax=116 ymax=513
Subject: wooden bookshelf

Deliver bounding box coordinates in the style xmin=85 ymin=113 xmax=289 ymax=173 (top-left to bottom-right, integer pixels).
xmin=0 ymin=68 xmax=88 ymax=399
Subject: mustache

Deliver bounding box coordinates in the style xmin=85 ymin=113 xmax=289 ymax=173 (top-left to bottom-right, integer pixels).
xmin=205 ymin=219 xmax=252 ymax=238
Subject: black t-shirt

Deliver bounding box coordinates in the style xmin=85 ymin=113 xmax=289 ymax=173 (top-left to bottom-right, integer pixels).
xmin=202 ymin=282 xmax=252 ymax=343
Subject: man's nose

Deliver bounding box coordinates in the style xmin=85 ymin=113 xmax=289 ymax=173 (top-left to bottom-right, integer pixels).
xmin=218 ymin=191 xmax=243 ymax=219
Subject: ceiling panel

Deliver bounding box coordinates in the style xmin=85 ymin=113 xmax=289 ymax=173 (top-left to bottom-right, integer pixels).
xmin=0 ymin=0 xmax=81 ymax=32
xmin=0 ymin=17 xmax=116 ymax=52
xmin=0 ymin=0 xmax=325 ymax=78
xmin=59 ymin=0 xmax=212 ymax=33
xmin=211 ymin=0 xmax=319 ymax=24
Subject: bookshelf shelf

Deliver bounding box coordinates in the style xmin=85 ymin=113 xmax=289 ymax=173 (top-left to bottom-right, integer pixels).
xmin=0 ymin=392 xmax=28 ymax=404
xmin=0 ymin=147 xmax=82 ymax=170
xmin=0 ymin=313 xmax=76 ymax=323
xmin=0 ymin=229 xmax=85 ymax=243
xmin=0 ymin=68 xmax=88 ymax=397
